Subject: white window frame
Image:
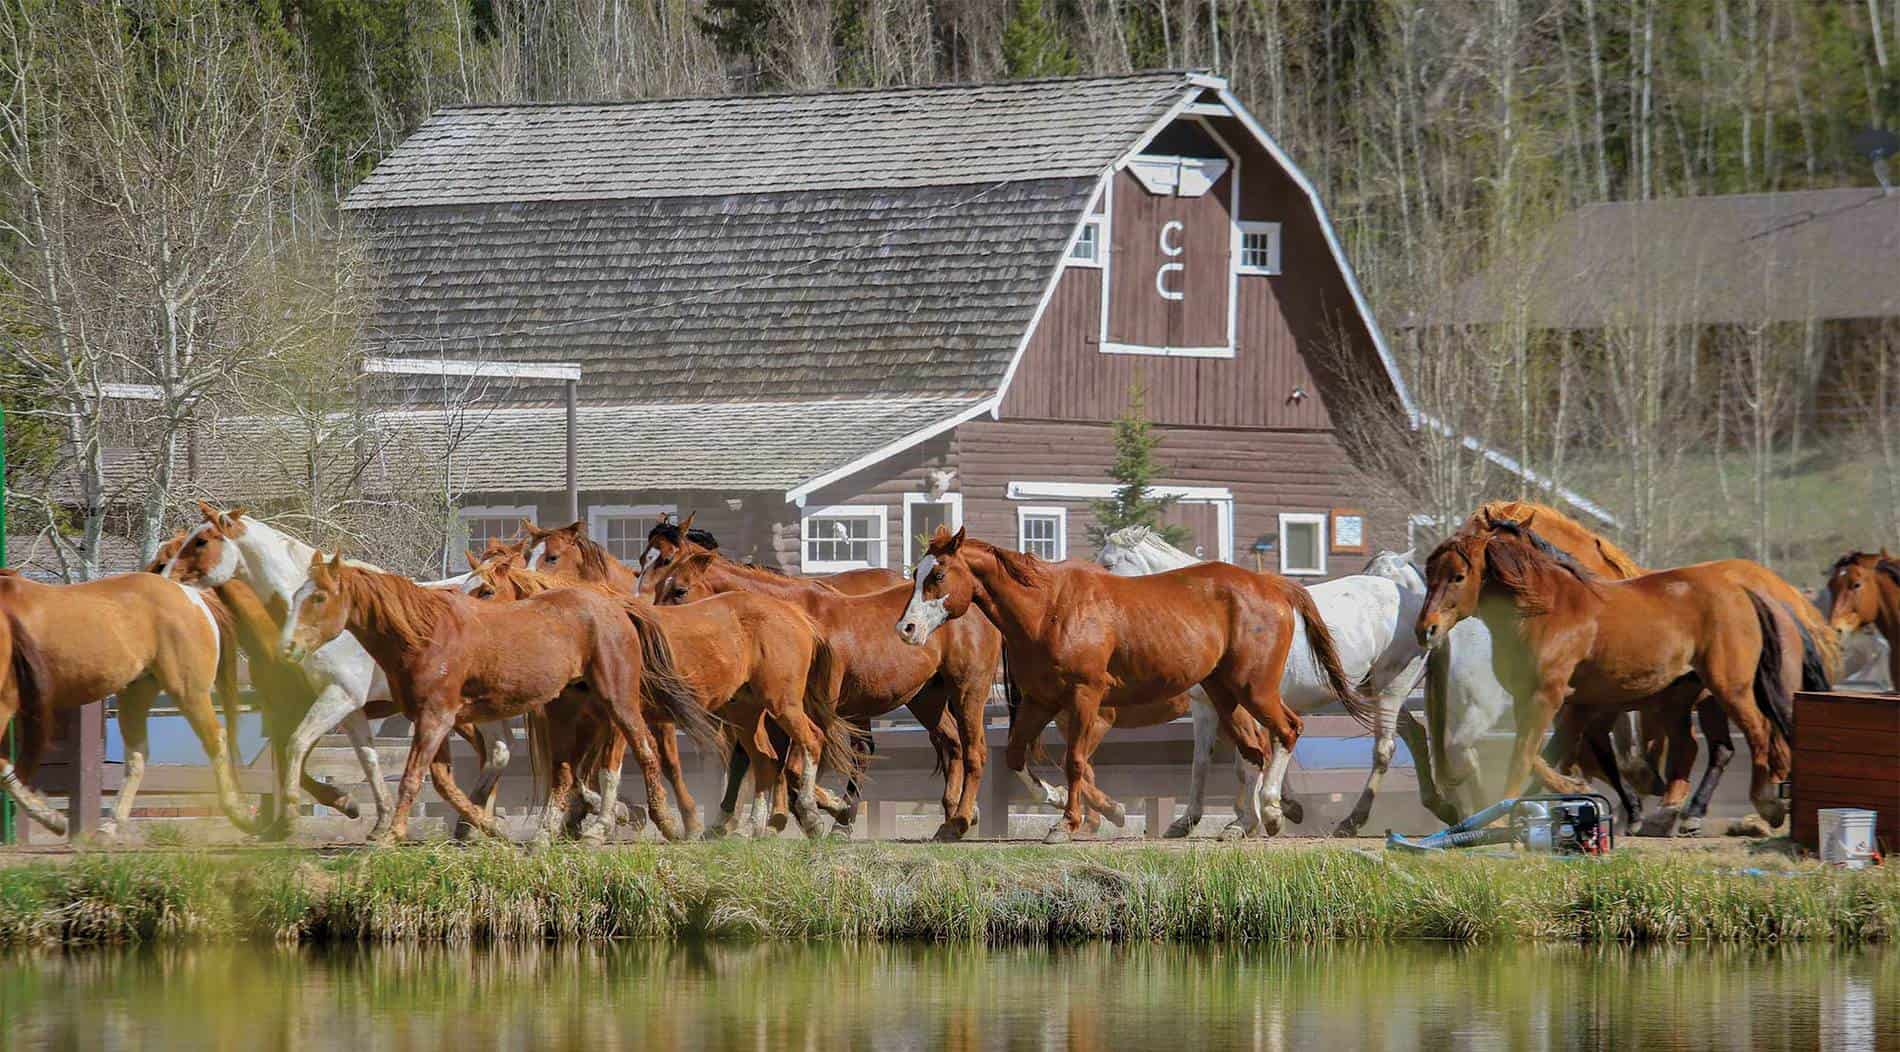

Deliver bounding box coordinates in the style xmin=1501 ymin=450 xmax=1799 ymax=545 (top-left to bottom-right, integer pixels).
xmin=1278 ymin=512 xmax=1328 ymax=577
xmin=801 ymin=504 xmax=889 ymax=573
xmin=1237 ymin=220 xmax=1283 ymax=276
xmin=587 ymin=503 xmax=677 ymax=562
xmin=901 ymin=492 xmax=963 ymax=573
xmin=458 ymin=505 xmax=536 ymax=552
xmin=1006 ymin=481 xmax=1235 ymax=563
xmin=1016 ymin=506 xmax=1068 ymax=561
xmin=1067 ymin=215 xmax=1105 ymax=268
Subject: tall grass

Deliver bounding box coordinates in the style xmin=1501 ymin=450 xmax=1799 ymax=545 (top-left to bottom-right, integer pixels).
xmin=1 ymin=843 xmax=1894 ymax=949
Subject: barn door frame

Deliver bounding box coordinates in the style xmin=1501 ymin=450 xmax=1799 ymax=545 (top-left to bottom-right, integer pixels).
xmin=901 ymin=491 xmax=963 ymax=574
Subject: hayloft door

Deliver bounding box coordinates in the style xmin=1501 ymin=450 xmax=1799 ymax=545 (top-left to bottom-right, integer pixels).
xmin=1105 ymin=132 xmax=1235 ymax=356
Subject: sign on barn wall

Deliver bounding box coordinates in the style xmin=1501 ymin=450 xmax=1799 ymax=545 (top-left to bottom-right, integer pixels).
xmin=1104 ymin=156 xmax=1235 ymax=357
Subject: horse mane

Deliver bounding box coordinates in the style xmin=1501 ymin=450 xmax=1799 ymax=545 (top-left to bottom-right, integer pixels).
xmin=1834 ymin=550 xmax=1900 ymax=590
xmin=1879 ymin=559 xmax=1900 ymax=590
xmin=646 ymin=521 xmax=720 ymax=551
xmin=478 ymin=559 xmax=565 ymax=598
xmin=1473 ymin=523 xmax=1602 ymax=615
xmin=965 ymin=538 xmax=1049 ymax=589
xmin=337 ymin=564 xmax=447 ymax=647
xmin=1469 ymin=500 xmax=1643 ymax=578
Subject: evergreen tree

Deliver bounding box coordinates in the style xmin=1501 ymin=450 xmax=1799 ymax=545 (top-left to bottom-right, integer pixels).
xmin=1001 ymin=0 xmax=1078 ymax=80
xmin=1088 ymin=384 xmax=1190 ymax=549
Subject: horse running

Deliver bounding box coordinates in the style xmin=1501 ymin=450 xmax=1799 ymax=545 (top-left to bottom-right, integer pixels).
xmin=1827 ymin=551 xmax=1900 ymax=687
xmin=281 ymin=552 xmax=719 ymax=842
xmin=163 ymin=504 xmax=513 ymax=839
xmin=1096 ymin=527 xmax=1429 ymax=838
xmin=1413 ymin=501 xmax=1834 ymax=834
xmin=468 ymin=555 xmax=862 ymax=839
xmin=899 ymin=527 xmax=1369 ymax=842
xmin=0 ymin=569 xmax=256 ymax=837
xmin=651 ymin=545 xmax=1000 ymax=840
xmin=1417 ymin=517 xmax=1800 ymax=826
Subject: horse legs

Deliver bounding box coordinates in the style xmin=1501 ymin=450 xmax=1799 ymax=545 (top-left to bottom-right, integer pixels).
xmin=598 ymin=692 xmax=687 ymax=841
xmin=1394 ymin=707 xmax=1459 ymax=827
xmin=0 ymin=701 xmax=67 ymax=836
xmin=1678 ymin=702 xmax=1735 ymax=836
xmin=99 ymin=682 xmax=156 ymax=840
xmin=332 ymin=708 xmax=387 ymax=823
xmin=1335 ymin=690 xmax=1407 ymax=837
xmin=1166 ymin=695 xmax=1221 ymax=838
xmin=427 ymin=732 xmax=505 ymax=840
xmin=269 ymin=682 xmax=366 ymax=840
xmin=173 ymin=685 xmax=260 ymax=835
xmin=1006 ymin=695 xmax=1068 ymax=818
xmin=385 ymin=703 xmax=456 ymax=843
xmin=1045 ymin=687 xmax=1109 ymax=843
xmin=711 ymin=743 xmax=749 ymax=838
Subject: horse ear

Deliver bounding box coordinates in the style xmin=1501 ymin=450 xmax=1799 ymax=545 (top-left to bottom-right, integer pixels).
xmin=656 ymin=511 xmax=672 ymax=525
xmin=229 ymin=506 xmax=249 ymax=520
xmin=519 ymin=518 xmax=539 ymax=537
xmin=466 ymin=549 xmax=482 ymax=570
xmin=1400 ymin=546 xmax=1416 ymax=561
xmin=679 ymin=511 xmax=696 ymax=532
xmin=566 ymin=519 xmax=587 ymax=538
xmin=330 ymin=550 xmax=346 ymax=570
xmin=197 ymin=500 xmax=222 ymax=522
xmin=1520 ymin=509 xmax=1536 ymax=529
xmin=948 ymin=525 xmax=966 ymax=552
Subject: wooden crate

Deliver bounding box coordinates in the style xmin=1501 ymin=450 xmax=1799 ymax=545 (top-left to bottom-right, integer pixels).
xmin=1792 ymin=691 xmax=1900 ymax=851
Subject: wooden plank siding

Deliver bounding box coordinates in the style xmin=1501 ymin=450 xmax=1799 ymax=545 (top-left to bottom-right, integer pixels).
xmin=956 ymin=418 xmax=1407 ymax=575
xmin=1792 ymin=691 xmax=1900 ymax=851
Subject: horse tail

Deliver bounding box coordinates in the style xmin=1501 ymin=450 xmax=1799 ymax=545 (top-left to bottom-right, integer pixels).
xmin=619 ymin=600 xmax=726 ymax=761
xmin=803 ymin=632 xmax=867 ymax=781
xmin=3 ymin=610 xmax=52 ymax=781
xmin=1746 ymin=591 xmax=1796 ymax=748
xmin=1275 ymin=577 xmax=1378 ymax=730
xmin=1424 ymin=640 xmax=1453 ymax=783
xmin=201 ymin=590 xmax=247 ymax=782
xmin=1787 ymin=604 xmax=1832 ymax=693
xmin=1000 ymin=644 xmax=1046 ymax=766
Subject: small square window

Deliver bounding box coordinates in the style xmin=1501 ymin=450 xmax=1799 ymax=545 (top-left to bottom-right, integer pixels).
xmin=802 ymin=506 xmax=887 ymax=572
xmin=1068 ymin=217 xmax=1104 ymax=267
xmin=1238 ymin=221 xmax=1281 ymax=275
xmin=1017 ymin=507 xmax=1067 ymax=561
xmin=1278 ymin=512 xmax=1326 ymax=576
xmin=458 ymin=506 xmax=534 ymax=554
xmin=588 ymin=505 xmax=676 ymax=562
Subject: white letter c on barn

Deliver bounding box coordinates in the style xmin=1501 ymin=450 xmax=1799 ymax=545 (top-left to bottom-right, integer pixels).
xmin=1156 ymin=263 xmax=1184 ymax=301
xmin=1159 ymin=221 xmax=1184 ymax=257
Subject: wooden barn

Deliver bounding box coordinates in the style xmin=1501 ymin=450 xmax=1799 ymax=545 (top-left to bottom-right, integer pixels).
xmin=343 ymin=71 xmax=1425 ymax=578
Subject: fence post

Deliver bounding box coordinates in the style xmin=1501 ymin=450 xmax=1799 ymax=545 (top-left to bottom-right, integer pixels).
xmin=980 ymin=740 xmax=1011 ymax=838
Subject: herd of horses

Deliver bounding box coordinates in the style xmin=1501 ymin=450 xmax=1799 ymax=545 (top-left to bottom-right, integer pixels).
xmin=0 ymin=496 xmax=1894 ymax=846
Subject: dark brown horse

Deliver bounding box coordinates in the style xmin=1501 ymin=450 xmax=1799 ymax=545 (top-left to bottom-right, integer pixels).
xmin=898 ymin=526 xmax=1366 ymax=842
xmin=1827 ymin=550 xmax=1900 ymax=687
xmin=652 ymin=546 xmax=1002 ymax=840
xmin=281 ymin=552 xmax=718 ymax=842
xmin=1418 ymin=519 xmax=1799 ymax=825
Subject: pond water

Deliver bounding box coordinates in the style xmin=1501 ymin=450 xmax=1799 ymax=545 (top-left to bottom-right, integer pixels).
xmin=1 ymin=941 xmax=1891 ymax=1051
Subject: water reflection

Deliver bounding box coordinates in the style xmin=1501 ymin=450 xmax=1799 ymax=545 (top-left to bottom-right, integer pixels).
xmin=2 ymin=941 xmax=1892 ymax=1051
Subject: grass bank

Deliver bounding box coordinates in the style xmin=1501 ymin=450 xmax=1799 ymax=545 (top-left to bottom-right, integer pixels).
xmin=1 ymin=842 xmax=1894 ymax=949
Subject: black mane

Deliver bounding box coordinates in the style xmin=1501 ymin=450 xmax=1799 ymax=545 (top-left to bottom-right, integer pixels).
xmin=1489 ymin=518 xmax=1598 ymax=582
xmin=645 ymin=521 xmax=720 ymax=550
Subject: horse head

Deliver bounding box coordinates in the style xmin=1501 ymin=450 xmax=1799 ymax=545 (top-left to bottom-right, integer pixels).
xmin=282 ymin=551 xmax=350 ymax=662
xmin=1362 ymin=548 xmax=1426 ymax=594
xmin=162 ymin=503 xmax=250 ymax=586
xmin=635 ymin=511 xmax=714 ymax=587
xmin=522 ymin=519 xmax=593 ymax=581
xmin=1827 ymin=552 xmax=1889 ymax=633
xmin=1417 ymin=532 xmax=1491 ymax=647
xmin=898 ymin=525 xmax=974 ymax=645
xmin=650 ymin=549 xmax=720 ymax=606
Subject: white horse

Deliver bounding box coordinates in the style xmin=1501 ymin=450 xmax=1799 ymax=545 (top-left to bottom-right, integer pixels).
xmin=164 ymin=508 xmax=510 ymax=839
xmin=1092 ymin=526 xmax=1430 ymax=838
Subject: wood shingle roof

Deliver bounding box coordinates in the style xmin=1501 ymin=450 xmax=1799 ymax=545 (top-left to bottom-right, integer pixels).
xmin=343 ymin=72 xmax=1190 ymax=209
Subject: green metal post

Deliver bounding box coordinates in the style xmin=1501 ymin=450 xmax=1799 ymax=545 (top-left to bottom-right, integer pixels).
xmin=2 ymin=401 xmax=14 ymax=844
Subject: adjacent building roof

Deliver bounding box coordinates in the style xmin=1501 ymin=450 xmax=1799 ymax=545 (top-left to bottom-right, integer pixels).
xmin=1437 ymin=187 xmax=1900 ymax=328
xmin=343 ymin=72 xmax=1189 ymax=209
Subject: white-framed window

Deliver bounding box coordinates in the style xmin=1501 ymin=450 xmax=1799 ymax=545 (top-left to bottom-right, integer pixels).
xmin=1278 ymin=512 xmax=1327 ymax=576
xmin=1017 ymin=506 xmax=1067 ymax=561
xmin=801 ymin=505 xmax=888 ymax=573
xmin=902 ymin=492 xmax=963 ymax=574
xmin=587 ymin=504 xmax=677 ymax=562
xmin=1068 ymin=216 xmax=1105 ymax=267
xmin=1237 ymin=221 xmax=1282 ymax=276
xmin=458 ymin=505 xmax=536 ymax=554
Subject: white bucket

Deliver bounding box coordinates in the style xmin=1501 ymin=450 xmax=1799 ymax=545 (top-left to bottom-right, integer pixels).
xmin=1818 ymin=808 xmax=1878 ymax=869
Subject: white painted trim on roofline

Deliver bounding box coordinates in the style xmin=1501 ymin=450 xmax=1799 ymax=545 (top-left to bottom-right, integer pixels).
xmin=1183 ymin=102 xmax=1233 ymax=117
xmin=363 ymin=357 xmax=583 ymax=382
xmin=1209 ymin=85 xmax=1419 ymax=427
xmin=784 ymin=397 xmax=997 ymax=504
xmin=1006 ymin=481 xmax=1235 ymax=501
xmin=1417 ymin=413 xmax=1623 ymax=529
xmin=992 ymin=171 xmax=1112 ymax=419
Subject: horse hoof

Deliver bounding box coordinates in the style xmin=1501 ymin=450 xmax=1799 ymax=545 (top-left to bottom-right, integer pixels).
xmin=1675 ymin=814 xmax=1704 ymax=837
xmin=334 ymin=796 xmax=361 ymax=821
xmin=1282 ymin=799 xmax=1306 ymax=825
xmin=931 ymin=822 xmax=966 ymax=843
xmin=1103 ymin=801 xmax=1128 ymax=828
xmin=1162 ymin=816 xmax=1198 ymax=839
xmin=1635 ymin=809 xmax=1680 ymax=838
xmin=1728 ymin=812 xmax=1776 ymax=838
xmin=767 ymin=813 xmax=790 ymax=833
xmin=1043 ymin=825 xmax=1073 ymax=845
xmin=1331 ymin=821 xmax=1362 ymax=838
xmin=453 ymin=822 xmax=480 ymax=842
xmin=628 ymin=806 xmax=652 ymax=833
xmin=1259 ymin=808 xmax=1285 ymax=838
xmin=1216 ymin=823 xmax=1247 ymax=842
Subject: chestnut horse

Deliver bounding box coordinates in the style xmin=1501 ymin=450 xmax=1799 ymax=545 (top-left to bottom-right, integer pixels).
xmin=898 ymin=527 xmax=1368 ymax=842
xmin=468 ymin=555 xmax=863 ymax=839
xmin=0 ymin=569 xmax=256 ymax=838
xmin=651 ymin=546 xmax=1001 ymax=840
xmin=281 ymin=552 xmax=718 ymax=842
xmin=1417 ymin=519 xmax=1798 ymax=826
xmin=1444 ymin=502 xmax=1834 ymax=833
xmin=1827 ymin=551 xmax=1900 ymax=687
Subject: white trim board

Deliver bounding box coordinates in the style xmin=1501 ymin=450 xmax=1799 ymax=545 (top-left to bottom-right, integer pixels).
xmin=364 ymin=357 xmax=583 ymax=382
xmin=992 ymin=170 xmax=1112 ymax=419
xmin=785 ymin=397 xmax=996 ymax=504
xmin=1006 ymin=481 xmax=1233 ymax=502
